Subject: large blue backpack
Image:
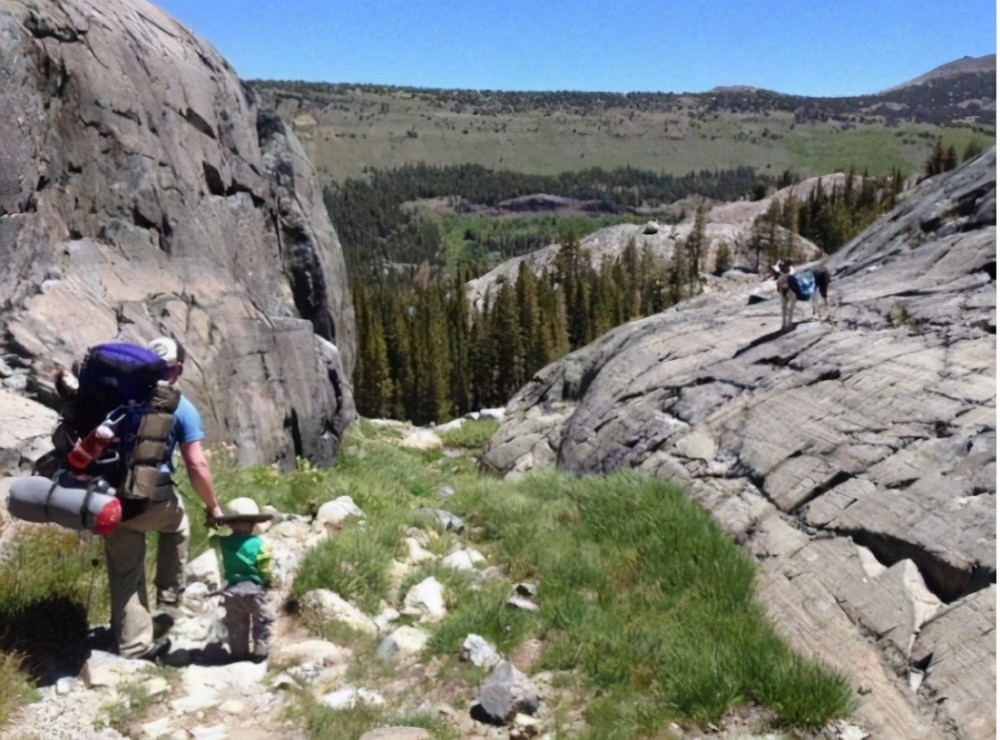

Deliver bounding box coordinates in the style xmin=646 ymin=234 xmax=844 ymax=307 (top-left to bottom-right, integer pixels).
xmin=64 ymin=342 xmax=172 ymax=489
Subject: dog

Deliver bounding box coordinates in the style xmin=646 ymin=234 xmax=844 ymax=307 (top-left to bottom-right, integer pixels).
xmin=773 ymin=259 xmax=830 ymax=329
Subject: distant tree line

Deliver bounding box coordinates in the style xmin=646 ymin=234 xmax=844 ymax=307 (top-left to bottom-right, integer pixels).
xmin=324 ymin=163 xmax=763 ymax=278
xmin=248 ymin=71 xmax=996 ymax=126
xmin=351 ymin=233 xmax=702 ymax=423
xmin=252 ymin=71 xmax=994 ymax=125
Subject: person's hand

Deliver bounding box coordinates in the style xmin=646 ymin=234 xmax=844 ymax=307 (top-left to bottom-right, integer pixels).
xmin=205 ymin=506 xmax=224 ymax=527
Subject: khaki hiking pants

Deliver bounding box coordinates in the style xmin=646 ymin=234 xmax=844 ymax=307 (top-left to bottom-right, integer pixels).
xmin=223 ymin=580 xmax=273 ymax=659
xmin=104 ymin=493 xmax=188 ymax=658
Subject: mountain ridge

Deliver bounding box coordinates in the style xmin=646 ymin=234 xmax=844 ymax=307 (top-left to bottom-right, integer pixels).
xmin=884 ymin=53 xmax=996 ymax=91
xmin=249 ymin=54 xmax=995 ymax=99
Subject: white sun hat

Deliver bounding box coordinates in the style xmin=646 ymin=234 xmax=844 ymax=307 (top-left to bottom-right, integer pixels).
xmin=223 ymin=497 xmax=261 ymax=517
xmin=148 ymin=336 xmax=179 ymax=364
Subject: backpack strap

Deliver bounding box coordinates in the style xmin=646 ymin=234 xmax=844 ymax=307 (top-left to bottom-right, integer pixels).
xmin=126 ymin=385 xmax=181 ymax=502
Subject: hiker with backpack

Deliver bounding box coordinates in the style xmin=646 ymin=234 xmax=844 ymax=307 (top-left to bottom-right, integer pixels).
xmin=99 ymin=336 xmax=225 ymax=660
xmin=10 ymin=336 xmax=224 ymax=659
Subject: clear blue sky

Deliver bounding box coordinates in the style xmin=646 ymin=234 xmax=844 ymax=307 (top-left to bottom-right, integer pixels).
xmin=153 ymin=0 xmax=996 ymax=97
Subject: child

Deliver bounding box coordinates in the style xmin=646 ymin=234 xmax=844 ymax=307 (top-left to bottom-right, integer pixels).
xmin=212 ymin=497 xmax=274 ymax=662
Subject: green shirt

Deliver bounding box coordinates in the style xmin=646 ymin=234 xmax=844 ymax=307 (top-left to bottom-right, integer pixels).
xmin=217 ymin=532 xmax=272 ymax=587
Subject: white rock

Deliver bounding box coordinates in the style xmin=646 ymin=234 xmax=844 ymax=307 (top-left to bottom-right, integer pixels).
xmin=271 ymin=639 xmax=353 ymax=668
xmin=441 ymin=548 xmax=486 ymax=571
xmin=379 ymin=625 xmax=431 ymax=659
xmin=183 ymin=581 xmax=212 ymax=601
xmin=80 ymin=650 xmax=155 ymax=689
xmin=374 ymin=606 xmax=401 ymax=633
xmin=189 ymin=725 xmax=230 ymax=740
xmin=400 ymin=428 xmax=442 ymax=449
xmin=185 ymin=549 xmax=222 ymax=591
xmin=142 ymin=676 xmax=170 ymax=697
xmin=359 ymin=728 xmax=432 ymax=740
xmin=403 ymin=577 xmax=447 ymax=622
xmin=435 ymin=418 xmax=465 ymax=433
xmin=320 ymin=687 xmax=385 ymax=710
xmin=506 ymin=595 xmax=540 ymax=612
xmin=218 ymin=699 xmax=244 ymax=714
xmin=315 ymin=496 xmax=365 ymax=529
xmin=139 ymin=717 xmax=175 ymax=739
xmin=460 ymin=634 xmax=500 ymax=667
xmin=300 ymin=588 xmax=379 ymax=636
xmin=673 ymin=427 xmax=717 ymax=461
xmin=404 ymin=536 xmax=437 ymax=564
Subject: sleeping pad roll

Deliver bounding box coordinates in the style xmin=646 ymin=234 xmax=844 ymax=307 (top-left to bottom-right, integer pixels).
xmin=7 ymin=473 xmax=122 ymax=535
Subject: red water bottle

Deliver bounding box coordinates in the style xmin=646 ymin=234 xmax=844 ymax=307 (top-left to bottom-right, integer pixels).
xmin=67 ymin=422 xmax=116 ymax=474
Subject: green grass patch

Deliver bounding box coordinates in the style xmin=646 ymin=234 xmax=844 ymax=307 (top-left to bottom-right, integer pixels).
xmin=437 ymin=418 xmax=499 ymax=449
xmin=290 ymin=427 xmax=855 ymax=732
xmin=784 ymin=124 xmax=994 ymax=177
xmin=443 ymin=469 xmax=856 ymax=731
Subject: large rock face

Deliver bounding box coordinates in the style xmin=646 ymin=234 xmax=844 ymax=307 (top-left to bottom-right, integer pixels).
xmin=482 ymin=151 xmax=996 ymax=738
xmin=0 ymin=0 xmax=356 ymax=471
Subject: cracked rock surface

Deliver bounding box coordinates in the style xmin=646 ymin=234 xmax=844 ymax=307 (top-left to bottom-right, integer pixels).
xmin=482 ymin=151 xmax=996 ymax=739
xmin=0 ymin=0 xmax=355 ymax=471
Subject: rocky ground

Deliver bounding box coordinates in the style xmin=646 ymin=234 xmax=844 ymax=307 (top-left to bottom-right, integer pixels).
xmin=480 ymin=152 xmax=996 ymax=739
xmin=0 ymin=420 xmax=872 ymax=740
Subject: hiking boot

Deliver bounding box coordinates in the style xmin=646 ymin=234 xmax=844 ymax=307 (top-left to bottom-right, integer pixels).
xmin=133 ymin=637 xmax=171 ymax=662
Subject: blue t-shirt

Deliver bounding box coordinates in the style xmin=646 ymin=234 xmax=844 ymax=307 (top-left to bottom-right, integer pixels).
xmin=162 ymin=394 xmax=204 ymax=472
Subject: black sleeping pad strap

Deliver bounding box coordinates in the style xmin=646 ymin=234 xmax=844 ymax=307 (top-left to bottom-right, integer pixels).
xmin=44 ymin=476 xmax=60 ymax=519
xmin=80 ymin=478 xmax=99 ymax=530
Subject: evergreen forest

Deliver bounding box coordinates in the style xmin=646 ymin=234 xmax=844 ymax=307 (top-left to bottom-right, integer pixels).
xmin=331 ymin=146 xmax=973 ymax=425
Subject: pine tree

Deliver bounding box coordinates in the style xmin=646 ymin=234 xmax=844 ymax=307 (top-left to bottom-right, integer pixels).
xmin=685 ymin=202 xmax=707 ymax=292
xmin=492 ymin=279 xmax=524 ymax=401
xmin=925 ymin=137 xmax=947 ymax=177
xmin=962 ymin=139 xmax=984 ymax=162
xmin=714 ymin=241 xmax=732 ymax=276
xmin=541 ymin=281 xmax=570 ymax=362
xmin=351 ymin=280 xmax=392 ymax=418
xmin=446 ymin=273 xmax=471 ymax=415
xmin=515 ymin=263 xmax=549 ymax=379
xmin=943 ymin=145 xmax=958 ymax=173
xmin=567 ymin=274 xmax=591 ymax=350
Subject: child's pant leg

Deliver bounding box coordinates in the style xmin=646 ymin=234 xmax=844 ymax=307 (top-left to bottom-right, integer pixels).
xmin=251 ymin=588 xmax=274 ymax=657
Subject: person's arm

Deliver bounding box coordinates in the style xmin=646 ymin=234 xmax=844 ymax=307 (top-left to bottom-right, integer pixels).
xmin=255 ymin=541 xmax=274 ymax=588
xmin=179 ymin=439 xmax=223 ymax=519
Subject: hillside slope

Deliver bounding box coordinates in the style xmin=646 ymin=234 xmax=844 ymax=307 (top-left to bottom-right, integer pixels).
xmin=250 ymin=60 xmax=995 ymax=182
xmin=481 ymin=150 xmax=997 ymax=738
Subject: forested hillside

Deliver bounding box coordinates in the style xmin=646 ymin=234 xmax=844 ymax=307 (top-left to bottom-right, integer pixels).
xmin=338 ymin=156 xmax=940 ymax=423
